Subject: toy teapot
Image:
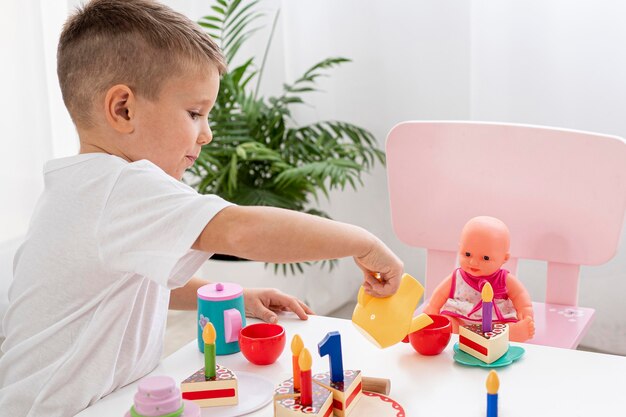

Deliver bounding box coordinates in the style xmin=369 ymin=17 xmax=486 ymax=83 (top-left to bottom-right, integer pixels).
xmin=352 ymin=273 xmax=433 ymax=348
xmin=197 ymin=282 xmax=246 ymax=355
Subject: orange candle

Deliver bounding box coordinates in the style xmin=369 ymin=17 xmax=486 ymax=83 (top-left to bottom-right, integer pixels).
xmin=291 ymin=334 xmax=304 ymax=391
xmin=298 ymin=348 xmax=312 ymax=406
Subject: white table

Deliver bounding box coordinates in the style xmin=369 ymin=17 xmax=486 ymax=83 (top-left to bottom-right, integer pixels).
xmin=77 ymin=315 xmax=626 ymax=416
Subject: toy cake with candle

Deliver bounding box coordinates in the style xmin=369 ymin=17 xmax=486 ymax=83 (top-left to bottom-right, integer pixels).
xmin=313 ymin=370 xmax=362 ymax=417
xmin=126 ymin=375 xmax=200 ymax=417
xmin=181 ymin=365 xmax=238 ymax=407
xmin=458 ymin=282 xmax=510 ymax=364
xmin=316 ymin=330 xmax=362 ymax=417
xmin=458 ymin=322 xmax=509 ymax=364
xmin=275 ymin=348 xmax=334 ymax=417
xmin=275 ymin=333 xmax=365 ymax=417
xmin=181 ymin=322 xmax=238 ymax=407
xmin=274 ymin=377 xmax=334 ymax=417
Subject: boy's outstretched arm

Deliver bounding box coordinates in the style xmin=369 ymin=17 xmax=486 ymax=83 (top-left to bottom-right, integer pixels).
xmin=192 ymin=206 xmax=403 ymax=297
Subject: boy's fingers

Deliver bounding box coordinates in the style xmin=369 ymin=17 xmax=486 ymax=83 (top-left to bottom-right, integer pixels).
xmin=364 ymin=272 xmax=389 ymax=287
xmin=299 ymin=300 xmax=315 ymax=315
xmin=268 ymin=292 xmax=311 ymax=320
xmin=363 ymin=275 xmax=397 ymax=297
xmin=284 ymin=297 xmax=309 ymax=320
xmin=257 ymin=303 xmax=278 ymax=323
xmin=364 ymin=287 xmax=384 ymax=297
xmin=363 ymin=275 xmax=383 ymax=290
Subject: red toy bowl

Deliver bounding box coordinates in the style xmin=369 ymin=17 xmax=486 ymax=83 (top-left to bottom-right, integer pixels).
xmin=239 ymin=323 xmax=286 ymax=365
xmin=408 ymin=314 xmax=452 ymax=356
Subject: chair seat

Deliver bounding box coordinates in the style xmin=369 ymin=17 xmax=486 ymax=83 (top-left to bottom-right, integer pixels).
xmin=527 ymin=302 xmax=595 ymax=349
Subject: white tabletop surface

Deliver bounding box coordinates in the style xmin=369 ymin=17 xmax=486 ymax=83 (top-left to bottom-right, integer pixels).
xmin=76 ymin=314 xmax=626 ymax=416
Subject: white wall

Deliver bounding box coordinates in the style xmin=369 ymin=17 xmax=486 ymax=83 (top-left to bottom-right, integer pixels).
xmin=0 ymin=0 xmax=77 ymax=241
xmin=1 ymin=1 xmax=53 ymax=242
xmin=278 ymin=0 xmax=472 ymax=311
xmin=0 ymin=0 xmax=77 ymax=329
xmin=273 ymin=0 xmax=626 ymax=352
xmin=470 ymin=0 xmax=626 ymax=353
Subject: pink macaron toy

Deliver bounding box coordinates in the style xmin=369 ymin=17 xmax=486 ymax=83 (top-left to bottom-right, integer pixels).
xmin=125 ymin=375 xmax=200 ymax=417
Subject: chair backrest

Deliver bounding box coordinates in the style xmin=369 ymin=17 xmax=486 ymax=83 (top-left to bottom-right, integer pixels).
xmin=386 ymin=121 xmax=626 ymax=306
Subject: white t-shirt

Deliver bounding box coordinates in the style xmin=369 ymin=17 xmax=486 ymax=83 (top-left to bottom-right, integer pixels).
xmin=0 ymin=154 xmax=232 ymax=417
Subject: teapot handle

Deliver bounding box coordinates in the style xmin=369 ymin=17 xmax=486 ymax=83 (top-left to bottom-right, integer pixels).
xmin=223 ymin=308 xmax=243 ymax=343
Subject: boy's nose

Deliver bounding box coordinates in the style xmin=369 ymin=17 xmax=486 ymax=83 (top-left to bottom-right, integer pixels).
xmin=198 ymin=124 xmax=213 ymax=145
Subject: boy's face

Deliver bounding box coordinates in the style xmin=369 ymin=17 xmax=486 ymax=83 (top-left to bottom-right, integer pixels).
xmin=129 ymin=65 xmax=220 ymax=180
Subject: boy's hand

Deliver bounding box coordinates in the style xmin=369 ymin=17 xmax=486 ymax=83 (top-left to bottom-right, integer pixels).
xmin=354 ymin=239 xmax=403 ymax=298
xmin=243 ymin=288 xmax=314 ymax=323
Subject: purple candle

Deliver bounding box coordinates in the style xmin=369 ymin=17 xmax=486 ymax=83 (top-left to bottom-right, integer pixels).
xmin=481 ymin=283 xmax=494 ymax=332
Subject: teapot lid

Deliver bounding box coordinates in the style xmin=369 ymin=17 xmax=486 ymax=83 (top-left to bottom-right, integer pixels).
xmin=197 ymin=282 xmax=243 ymax=301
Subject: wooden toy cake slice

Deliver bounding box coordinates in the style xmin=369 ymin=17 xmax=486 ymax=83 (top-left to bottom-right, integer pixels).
xmin=181 ymin=364 xmax=238 ymax=407
xmin=459 ymin=322 xmax=509 ymax=364
xmin=274 ymin=377 xmax=334 ymax=417
xmin=313 ymin=370 xmax=363 ymax=417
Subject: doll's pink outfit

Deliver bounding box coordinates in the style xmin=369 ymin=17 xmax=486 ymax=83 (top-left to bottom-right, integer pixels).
xmin=440 ymin=268 xmax=518 ymax=323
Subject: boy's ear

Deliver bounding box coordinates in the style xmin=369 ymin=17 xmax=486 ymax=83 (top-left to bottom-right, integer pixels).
xmin=104 ymin=84 xmax=135 ymax=134
xmin=504 ymin=252 xmax=510 ymax=262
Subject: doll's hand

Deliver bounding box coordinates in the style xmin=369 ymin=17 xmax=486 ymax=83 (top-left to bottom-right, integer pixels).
xmin=243 ymin=288 xmax=314 ymax=323
xmin=354 ymin=238 xmax=403 ymax=298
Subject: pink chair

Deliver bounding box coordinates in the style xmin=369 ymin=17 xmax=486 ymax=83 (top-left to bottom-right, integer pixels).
xmin=386 ymin=121 xmax=626 ymax=349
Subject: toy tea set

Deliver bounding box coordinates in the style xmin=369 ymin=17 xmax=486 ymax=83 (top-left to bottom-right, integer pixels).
xmin=125 ymin=217 xmax=525 ymax=417
xmin=124 ymin=275 xmax=513 ymax=417
xmin=124 ymin=279 xmax=403 ymax=417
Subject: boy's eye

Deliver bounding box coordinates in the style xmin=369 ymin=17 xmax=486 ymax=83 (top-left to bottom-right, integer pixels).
xmin=188 ymin=111 xmax=202 ymax=120
xmin=483 ymin=256 xmax=490 ymax=261
xmin=465 ymin=252 xmax=471 ymax=257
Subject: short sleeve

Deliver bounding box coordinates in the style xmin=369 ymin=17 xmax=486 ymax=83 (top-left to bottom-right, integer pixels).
xmin=97 ymin=160 xmax=233 ymax=288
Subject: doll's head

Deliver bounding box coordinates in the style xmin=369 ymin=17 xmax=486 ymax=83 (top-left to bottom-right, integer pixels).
xmin=458 ymin=216 xmax=510 ymax=277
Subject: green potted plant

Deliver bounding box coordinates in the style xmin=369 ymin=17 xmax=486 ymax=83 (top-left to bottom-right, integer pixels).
xmin=189 ymin=0 xmax=385 ymax=275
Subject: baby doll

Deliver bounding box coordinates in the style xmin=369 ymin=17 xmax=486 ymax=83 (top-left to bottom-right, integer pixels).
xmin=423 ymin=216 xmax=535 ymax=342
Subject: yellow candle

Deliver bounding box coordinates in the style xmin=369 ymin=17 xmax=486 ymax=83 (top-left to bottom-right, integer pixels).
xmin=486 ymin=370 xmax=499 ymax=417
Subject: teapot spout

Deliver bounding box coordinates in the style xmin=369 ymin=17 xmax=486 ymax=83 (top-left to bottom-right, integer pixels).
xmin=409 ymin=313 xmax=434 ymax=334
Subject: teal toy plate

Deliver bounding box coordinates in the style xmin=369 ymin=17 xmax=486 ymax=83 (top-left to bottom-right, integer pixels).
xmin=453 ymin=343 xmax=525 ymax=368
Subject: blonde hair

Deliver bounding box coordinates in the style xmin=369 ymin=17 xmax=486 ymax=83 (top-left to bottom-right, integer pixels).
xmin=57 ymin=0 xmax=226 ymax=128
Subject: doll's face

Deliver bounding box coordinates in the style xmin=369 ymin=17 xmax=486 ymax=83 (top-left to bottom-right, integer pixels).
xmin=458 ymin=219 xmax=510 ymax=277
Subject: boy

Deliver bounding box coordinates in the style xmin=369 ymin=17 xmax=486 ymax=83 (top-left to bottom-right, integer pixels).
xmin=0 ymin=1 xmax=403 ymax=416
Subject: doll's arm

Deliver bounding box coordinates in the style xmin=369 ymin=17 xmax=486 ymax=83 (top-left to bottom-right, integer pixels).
xmin=506 ymin=274 xmax=534 ymax=320
xmin=422 ymin=274 xmax=453 ymax=315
